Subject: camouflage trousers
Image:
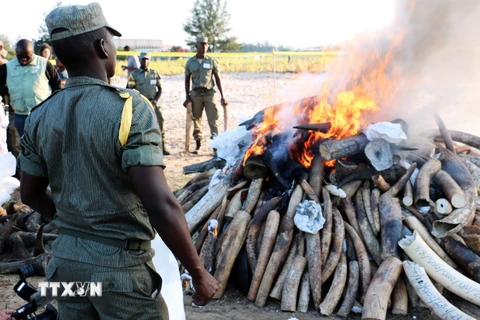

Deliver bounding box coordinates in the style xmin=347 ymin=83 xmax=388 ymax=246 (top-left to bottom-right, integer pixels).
xmin=45 ymin=256 xmax=169 ymax=320
xmin=190 ymin=93 xmax=219 ymax=141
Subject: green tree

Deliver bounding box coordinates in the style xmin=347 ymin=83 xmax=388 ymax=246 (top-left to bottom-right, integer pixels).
xmin=183 ymin=0 xmax=241 ymax=52
xmin=0 ymin=34 xmax=15 ymax=59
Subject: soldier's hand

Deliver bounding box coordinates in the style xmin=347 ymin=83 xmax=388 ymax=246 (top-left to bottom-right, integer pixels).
xmin=191 ymin=270 xmax=218 ymax=306
xmin=150 ymin=100 xmax=157 ymax=107
xmin=183 ymin=98 xmax=192 ymax=108
xmin=220 ymin=98 xmax=228 ymax=108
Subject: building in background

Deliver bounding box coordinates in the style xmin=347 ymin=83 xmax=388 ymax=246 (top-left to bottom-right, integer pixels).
xmin=114 ymin=39 xmax=164 ymax=52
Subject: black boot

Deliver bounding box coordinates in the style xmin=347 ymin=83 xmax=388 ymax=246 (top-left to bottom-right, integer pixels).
xmin=162 ymin=142 xmax=170 ymax=156
xmin=191 ymin=140 xmax=201 ymax=154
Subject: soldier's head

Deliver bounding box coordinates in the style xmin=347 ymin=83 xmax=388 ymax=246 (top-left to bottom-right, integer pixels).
xmin=45 ymin=2 xmax=121 ymax=79
xmin=15 ymin=39 xmax=34 ymax=66
xmin=139 ymin=52 xmax=150 ymax=70
xmin=195 ymin=35 xmax=209 ymax=55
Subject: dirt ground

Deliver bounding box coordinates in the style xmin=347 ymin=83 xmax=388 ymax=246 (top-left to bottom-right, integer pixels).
xmin=2 ymin=71 xmax=480 ymax=319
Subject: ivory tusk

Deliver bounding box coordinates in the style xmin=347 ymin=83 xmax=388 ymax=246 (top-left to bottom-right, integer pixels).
xmin=336 ymin=260 xmax=360 ymax=318
xmin=435 ymin=198 xmax=453 ymax=215
xmin=281 ymin=255 xmax=307 ymax=312
xmin=242 ymin=178 xmax=264 ymax=214
xmin=306 ymin=232 xmax=322 ymax=307
xmin=247 ymin=210 xmax=280 ymax=301
xmin=399 ymin=230 xmax=480 ymax=306
xmin=269 ymin=238 xmax=298 ymax=300
xmin=440 ymin=236 xmax=480 ymax=283
xmin=433 ymin=170 xmax=467 ymax=208
xmin=344 ymin=222 xmax=371 ymax=303
xmin=297 ymin=271 xmax=310 ymax=313
xmin=320 ymin=188 xmax=333 ymax=266
xmin=402 ymin=215 xmax=457 ymax=269
xmin=414 ymin=158 xmax=441 ymax=208
xmin=391 ymin=278 xmax=408 ymax=315
xmin=403 ymin=261 xmax=476 ymax=320
xmin=361 ymin=256 xmax=403 ymax=320
xmin=321 ymin=208 xmax=345 ymax=284
xmin=355 ymin=190 xmax=382 ymax=265
xmin=319 ymin=252 xmax=348 ymax=316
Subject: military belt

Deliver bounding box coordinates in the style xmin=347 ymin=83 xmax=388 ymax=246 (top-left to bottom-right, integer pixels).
xmin=59 ymin=228 xmax=151 ymax=251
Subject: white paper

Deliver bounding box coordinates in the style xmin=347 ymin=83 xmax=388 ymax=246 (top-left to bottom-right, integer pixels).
xmin=150 ymin=80 xmax=156 ymax=85
xmin=203 ymin=63 xmax=211 ymax=69
xmin=362 ymin=122 xmax=407 ymax=144
xmin=294 ymin=200 xmax=325 ymax=234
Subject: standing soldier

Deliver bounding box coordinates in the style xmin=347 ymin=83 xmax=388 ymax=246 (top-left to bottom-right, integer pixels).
xmin=19 ymin=2 xmax=217 ymax=319
xmin=183 ymin=36 xmax=228 ymax=154
xmin=127 ymin=52 xmax=170 ymax=155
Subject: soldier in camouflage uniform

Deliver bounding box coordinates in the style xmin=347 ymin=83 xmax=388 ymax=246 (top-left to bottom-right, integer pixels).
xmin=183 ymin=36 xmax=228 ymax=154
xmin=18 ymin=3 xmax=217 ymax=319
xmin=127 ymin=52 xmax=170 ymax=155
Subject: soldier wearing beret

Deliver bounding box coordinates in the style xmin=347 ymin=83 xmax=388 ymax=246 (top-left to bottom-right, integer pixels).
xmin=18 ymin=2 xmax=217 ymax=319
xmin=183 ymin=35 xmax=228 ymax=154
xmin=127 ymin=52 xmax=170 ymax=155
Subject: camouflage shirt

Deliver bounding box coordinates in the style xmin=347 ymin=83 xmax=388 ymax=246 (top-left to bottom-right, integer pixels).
xmin=127 ymin=68 xmax=162 ymax=101
xmin=18 ymin=76 xmax=164 ymax=267
xmin=184 ymin=55 xmax=219 ymax=91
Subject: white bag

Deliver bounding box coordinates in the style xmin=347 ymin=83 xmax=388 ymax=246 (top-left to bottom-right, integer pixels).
xmin=0 ymin=153 xmax=19 ymax=205
xmin=151 ymin=234 xmax=186 ymax=320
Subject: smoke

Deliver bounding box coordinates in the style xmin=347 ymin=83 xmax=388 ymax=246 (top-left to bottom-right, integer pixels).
xmin=373 ymin=0 xmax=480 ymax=137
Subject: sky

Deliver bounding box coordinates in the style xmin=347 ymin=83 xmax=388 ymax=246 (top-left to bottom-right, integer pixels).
xmin=0 ymin=0 xmax=395 ymax=49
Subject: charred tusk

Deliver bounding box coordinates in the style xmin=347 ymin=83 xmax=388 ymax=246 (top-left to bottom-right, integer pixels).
xmin=185 ymin=178 xmax=229 ymax=233
xmin=402 ymin=180 xmax=414 ymax=207
xmin=459 ymin=225 xmax=480 ymax=256
xmin=308 ymin=155 xmax=325 ymax=199
xmin=440 ymin=236 xmax=480 ymax=283
xmin=0 ymin=252 xmax=51 ymax=274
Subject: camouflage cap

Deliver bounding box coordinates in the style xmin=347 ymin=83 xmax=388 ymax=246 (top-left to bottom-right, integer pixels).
xmin=45 ymin=2 xmax=122 ymax=41
xmin=196 ymin=35 xmax=208 ymax=43
xmin=140 ymin=52 xmax=150 ymax=59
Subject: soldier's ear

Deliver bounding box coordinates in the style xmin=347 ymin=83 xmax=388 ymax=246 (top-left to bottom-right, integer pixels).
xmin=95 ymin=39 xmax=109 ymax=59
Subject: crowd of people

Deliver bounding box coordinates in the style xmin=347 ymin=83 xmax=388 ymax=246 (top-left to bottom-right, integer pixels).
xmin=0 ymin=1 xmax=233 ymax=319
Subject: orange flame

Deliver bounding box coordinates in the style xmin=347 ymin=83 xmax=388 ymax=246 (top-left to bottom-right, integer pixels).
xmin=243 ymin=31 xmax=407 ymax=169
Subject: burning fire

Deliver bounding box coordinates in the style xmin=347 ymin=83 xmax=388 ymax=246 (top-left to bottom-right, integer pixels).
xmin=243 ymin=31 xmax=407 ymax=169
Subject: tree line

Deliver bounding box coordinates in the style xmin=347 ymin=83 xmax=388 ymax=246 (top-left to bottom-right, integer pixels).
xmin=1 ymin=0 xmax=303 ymax=56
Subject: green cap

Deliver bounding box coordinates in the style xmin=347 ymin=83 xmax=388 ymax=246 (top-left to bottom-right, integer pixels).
xmin=140 ymin=52 xmax=150 ymax=59
xmin=196 ymin=35 xmax=208 ymax=43
xmin=46 ymin=2 xmax=122 ymax=41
